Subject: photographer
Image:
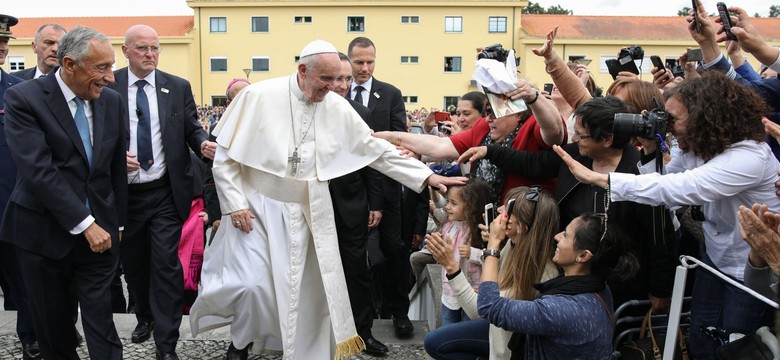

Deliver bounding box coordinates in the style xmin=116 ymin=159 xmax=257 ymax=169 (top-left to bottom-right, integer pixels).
xmin=554 ymin=71 xmax=779 ymax=359
xmin=458 ymin=96 xmax=678 ymax=314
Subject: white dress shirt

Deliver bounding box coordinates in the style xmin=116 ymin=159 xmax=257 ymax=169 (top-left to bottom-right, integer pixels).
xmin=127 ymin=69 xmax=167 ymax=184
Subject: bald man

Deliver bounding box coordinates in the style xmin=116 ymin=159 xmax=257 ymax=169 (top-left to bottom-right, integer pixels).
xmin=107 ymin=24 xmax=214 ymax=360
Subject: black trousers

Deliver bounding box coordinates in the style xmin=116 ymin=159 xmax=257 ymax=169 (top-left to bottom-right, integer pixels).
xmin=0 ymin=241 xmax=36 ymax=344
xmin=122 ymin=185 xmax=184 ymax=353
xmin=376 ymin=199 xmax=411 ymax=317
xmin=334 ymin=207 xmax=375 ymax=338
xmin=16 ymin=237 xmax=122 ymax=360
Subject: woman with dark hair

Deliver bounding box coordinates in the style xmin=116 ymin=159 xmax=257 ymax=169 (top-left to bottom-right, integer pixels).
xmin=422 ymin=91 xmax=487 ymax=136
xmin=555 ymin=71 xmax=780 ymax=359
xmin=478 ymin=212 xmax=639 ymax=359
xmin=458 ymin=95 xmax=678 ymax=313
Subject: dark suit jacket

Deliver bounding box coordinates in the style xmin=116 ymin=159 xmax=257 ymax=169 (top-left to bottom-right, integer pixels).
xmin=329 ymin=99 xmax=383 ymax=228
xmin=10 ymin=67 xmax=36 ymax=81
xmin=108 ymin=68 xmax=208 ymax=221
xmin=363 ymin=78 xmax=406 ymax=203
xmin=0 ymin=73 xmax=128 ymax=259
xmin=0 ymin=70 xmax=26 ymax=225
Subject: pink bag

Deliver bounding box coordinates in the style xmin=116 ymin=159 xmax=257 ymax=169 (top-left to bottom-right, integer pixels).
xmin=178 ymin=197 xmax=205 ymax=292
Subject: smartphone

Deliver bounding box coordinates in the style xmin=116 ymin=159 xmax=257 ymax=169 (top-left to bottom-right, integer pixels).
xmin=434 ymin=111 xmax=449 ymax=122
xmin=505 ymin=198 xmax=516 ymax=218
xmin=687 ymin=48 xmax=703 ymax=62
xmin=437 ymin=122 xmax=450 ymax=135
xmin=650 ymin=55 xmax=665 ymax=73
xmin=692 ymin=0 xmax=701 ymax=32
xmin=716 ymin=2 xmax=737 ymax=41
xmin=543 ymin=83 xmax=554 ymax=94
xmin=605 ymin=58 xmax=639 ymax=80
xmin=484 ymin=203 xmax=496 ymax=228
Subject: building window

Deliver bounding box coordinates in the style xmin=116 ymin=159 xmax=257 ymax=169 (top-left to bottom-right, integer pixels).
xmin=401 ymin=16 xmax=419 ymax=24
xmin=294 ymin=16 xmax=312 ymax=23
xmin=444 ymin=96 xmax=459 ymax=110
xmin=252 ymin=57 xmax=270 ymax=72
xmin=251 ymin=17 xmax=269 ymax=32
xmin=348 ymin=16 xmax=365 ymax=32
xmin=444 ymin=57 xmax=462 ymax=72
xmin=445 ymin=16 xmax=463 ymax=32
xmin=211 ymin=96 xmax=227 ymax=107
xmin=401 ymin=56 xmax=419 ymax=64
xmin=210 ymin=17 xmax=227 ymax=33
xmin=294 ymin=56 xmax=301 ymax=63
xmin=8 ymin=56 xmax=24 ymax=71
xmin=210 ymin=57 xmax=228 ymax=72
xmin=488 ymin=16 xmax=507 ymax=33
xmin=409 ymin=96 xmax=418 ymax=104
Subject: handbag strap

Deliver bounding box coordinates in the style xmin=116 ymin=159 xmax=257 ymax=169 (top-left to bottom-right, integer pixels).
xmin=593 ymin=293 xmax=614 ymax=329
xmin=642 ymin=308 xmax=689 ymax=360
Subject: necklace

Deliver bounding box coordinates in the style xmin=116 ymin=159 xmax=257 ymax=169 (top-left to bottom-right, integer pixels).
xmin=288 ymin=82 xmax=317 ymax=176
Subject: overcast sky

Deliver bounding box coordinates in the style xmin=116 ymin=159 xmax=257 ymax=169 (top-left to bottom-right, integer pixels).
xmin=2 ymin=0 xmax=775 ymax=18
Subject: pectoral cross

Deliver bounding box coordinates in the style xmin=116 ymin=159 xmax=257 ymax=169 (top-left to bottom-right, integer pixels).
xmin=288 ymin=151 xmax=301 ymax=176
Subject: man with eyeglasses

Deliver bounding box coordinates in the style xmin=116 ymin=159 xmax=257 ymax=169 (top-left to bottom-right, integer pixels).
xmin=107 ymin=24 xmax=214 ymax=360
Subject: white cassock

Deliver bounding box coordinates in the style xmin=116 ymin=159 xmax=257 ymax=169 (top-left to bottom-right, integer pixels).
xmin=189 ymin=74 xmax=432 ymax=360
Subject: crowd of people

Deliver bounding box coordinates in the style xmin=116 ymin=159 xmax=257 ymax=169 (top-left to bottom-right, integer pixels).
xmin=0 ymin=0 xmax=779 ymax=359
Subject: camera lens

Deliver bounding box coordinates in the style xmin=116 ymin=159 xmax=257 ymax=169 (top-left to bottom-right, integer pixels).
xmin=613 ymin=113 xmax=647 ymax=137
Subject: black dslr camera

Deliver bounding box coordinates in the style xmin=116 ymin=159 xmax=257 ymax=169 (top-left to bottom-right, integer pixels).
xmin=478 ymin=44 xmax=510 ymax=63
xmin=613 ymin=98 xmax=667 ymax=139
xmin=618 ymin=45 xmax=644 ymax=65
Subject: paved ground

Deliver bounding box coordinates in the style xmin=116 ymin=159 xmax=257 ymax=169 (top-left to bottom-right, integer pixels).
xmin=0 ymin=312 xmax=430 ymax=359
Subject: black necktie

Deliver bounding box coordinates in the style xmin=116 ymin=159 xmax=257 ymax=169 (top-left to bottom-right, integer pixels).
xmin=354 ymin=85 xmax=365 ymax=105
xmin=135 ymin=79 xmax=153 ymax=171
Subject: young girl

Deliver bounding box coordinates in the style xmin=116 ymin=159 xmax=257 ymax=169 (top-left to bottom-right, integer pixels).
xmin=426 ymin=179 xmax=492 ymax=326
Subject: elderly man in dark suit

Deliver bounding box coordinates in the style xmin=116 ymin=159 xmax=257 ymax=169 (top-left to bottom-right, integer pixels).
xmin=0 ymin=14 xmax=41 ymax=360
xmin=348 ymin=36 xmax=414 ymax=337
xmin=11 ymin=23 xmax=66 ymax=80
xmin=107 ymin=24 xmax=213 ymax=360
xmin=1 ymin=25 xmax=126 ymax=360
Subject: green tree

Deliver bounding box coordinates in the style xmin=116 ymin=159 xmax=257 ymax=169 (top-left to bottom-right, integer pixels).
xmin=770 ymin=5 xmax=780 ymax=17
xmin=678 ymin=6 xmax=691 ymax=16
xmin=522 ymin=2 xmax=573 ymax=15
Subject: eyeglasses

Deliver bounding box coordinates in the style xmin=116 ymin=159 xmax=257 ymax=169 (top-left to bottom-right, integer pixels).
xmin=524 ymin=186 xmax=542 ymax=230
xmin=134 ymin=45 xmax=162 ymax=54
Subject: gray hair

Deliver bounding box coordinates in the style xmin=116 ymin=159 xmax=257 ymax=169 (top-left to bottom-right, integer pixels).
xmin=57 ymin=26 xmax=109 ymax=65
xmin=34 ymin=23 xmax=67 ymax=43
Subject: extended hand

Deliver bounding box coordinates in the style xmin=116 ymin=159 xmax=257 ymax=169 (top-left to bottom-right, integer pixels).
xmin=457 ymin=146 xmax=487 ymax=164
xmin=425 ymin=232 xmax=459 ymax=274
xmin=738 ymin=204 xmax=780 ymax=272
xmin=230 ymin=209 xmax=256 ymax=233
xmin=532 ymin=26 xmax=558 ymax=58
xmin=84 ymin=222 xmax=112 ymax=253
xmin=427 ymin=174 xmax=468 ymax=193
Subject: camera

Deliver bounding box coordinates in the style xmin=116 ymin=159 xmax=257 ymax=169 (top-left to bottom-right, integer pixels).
xmin=613 ymin=98 xmax=667 ymax=139
xmin=478 ymin=44 xmax=510 ymax=63
xmin=618 ymin=45 xmax=644 ymax=65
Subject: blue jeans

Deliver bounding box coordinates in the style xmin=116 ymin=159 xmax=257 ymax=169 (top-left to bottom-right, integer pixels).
xmin=689 ymin=252 xmax=773 ymax=359
xmin=424 ymin=319 xmax=490 ymax=360
xmin=441 ymin=305 xmax=470 ymax=326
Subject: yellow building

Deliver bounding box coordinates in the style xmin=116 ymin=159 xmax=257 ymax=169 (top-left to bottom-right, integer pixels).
xmin=4 ymin=3 xmax=780 ymax=109
xmin=188 ymin=0 xmax=527 ymax=108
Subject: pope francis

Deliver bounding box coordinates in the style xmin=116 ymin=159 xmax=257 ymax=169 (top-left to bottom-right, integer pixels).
xmin=189 ymin=40 xmax=463 ymax=360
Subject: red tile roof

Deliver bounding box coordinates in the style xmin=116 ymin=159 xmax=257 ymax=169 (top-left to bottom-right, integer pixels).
xmin=522 ymin=14 xmax=780 ymax=41
xmin=10 ymin=16 xmax=194 ymax=38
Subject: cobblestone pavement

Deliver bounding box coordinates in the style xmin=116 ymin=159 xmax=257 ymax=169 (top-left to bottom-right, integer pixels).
xmin=0 ymin=335 xmax=429 ymax=359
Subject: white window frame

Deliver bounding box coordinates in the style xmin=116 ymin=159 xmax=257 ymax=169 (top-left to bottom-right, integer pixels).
xmin=210 ymin=56 xmax=228 ymax=72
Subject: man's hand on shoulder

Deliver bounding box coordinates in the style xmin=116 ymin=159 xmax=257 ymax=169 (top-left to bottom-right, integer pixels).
xmin=84 ymin=223 xmax=112 ymax=253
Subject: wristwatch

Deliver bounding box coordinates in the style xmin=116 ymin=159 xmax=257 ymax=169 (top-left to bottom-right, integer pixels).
xmin=481 ymin=248 xmax=501 ymax=262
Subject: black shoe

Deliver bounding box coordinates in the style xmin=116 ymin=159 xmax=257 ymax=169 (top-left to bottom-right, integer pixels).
xmin=21 ymin=341 xmax=41 ymax=360
xmin=155 ymin=349 xmax=179 ymax=360
xmin=227 ymin=342 xmax=249 ymax=360
xmin=131 ymin=321 xmax=154 ymax=343
xmin=363 ymin=337 xmax=389 ymax=355
xmin=393 ymin=315 xmax=413 ymax=337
